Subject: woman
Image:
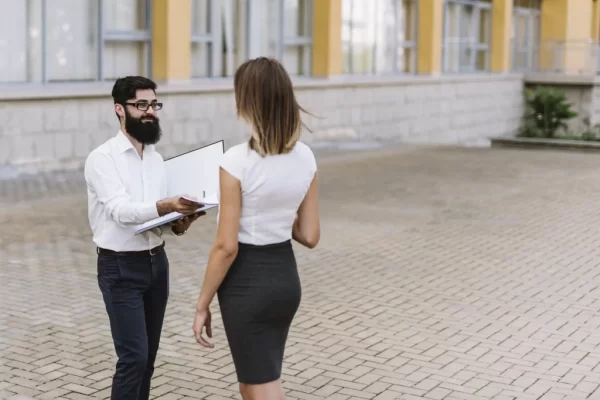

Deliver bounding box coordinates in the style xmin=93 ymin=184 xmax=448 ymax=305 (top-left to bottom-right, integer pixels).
xmin=192 ymin=57 xmax=320 ymax=400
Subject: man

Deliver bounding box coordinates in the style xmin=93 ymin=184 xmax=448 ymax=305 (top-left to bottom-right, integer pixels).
xmin=84 ymin=76 xmax=204 ymax=400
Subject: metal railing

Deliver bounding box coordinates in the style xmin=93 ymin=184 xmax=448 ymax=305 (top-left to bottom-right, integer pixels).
xmin=514 ymin=39 xmax=600 ymax=75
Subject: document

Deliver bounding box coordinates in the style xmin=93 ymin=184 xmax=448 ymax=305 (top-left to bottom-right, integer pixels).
xmin=135 ymin=140 xmax=225 ymax=235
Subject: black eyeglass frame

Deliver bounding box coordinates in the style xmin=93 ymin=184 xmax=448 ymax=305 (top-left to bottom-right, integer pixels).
xmin=124 ymin=102 xmax=163 ymax=111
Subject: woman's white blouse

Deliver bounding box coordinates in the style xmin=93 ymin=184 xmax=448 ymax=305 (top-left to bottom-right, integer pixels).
xmin=218 ymin=140 xmax=317 ymax=246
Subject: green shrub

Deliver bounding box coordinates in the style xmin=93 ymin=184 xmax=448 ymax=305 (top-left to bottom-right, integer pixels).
xmin=518 ymin=86 xmax=577 ymax=138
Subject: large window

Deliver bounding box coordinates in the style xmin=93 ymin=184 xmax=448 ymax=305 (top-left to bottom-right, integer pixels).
xmin=342 ymin=0 xmax=418 ymax=75
xmin=0 ymin=0 xmax=151 ymax=84
xmin=190 ymin=0 xmax=312 ymax=78
xmin=443 ymin=0 xmax=492 ymax=73
xmin=511 ymin=0 xmax=541 ymax=72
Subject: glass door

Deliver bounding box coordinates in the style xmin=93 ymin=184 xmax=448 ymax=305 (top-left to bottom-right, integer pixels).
xmin=512 ymin=5 xmax=540 ymax=72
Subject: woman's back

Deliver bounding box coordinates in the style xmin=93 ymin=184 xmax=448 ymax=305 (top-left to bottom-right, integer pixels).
xmin=219 ymin=140 xmax=316 ymax=245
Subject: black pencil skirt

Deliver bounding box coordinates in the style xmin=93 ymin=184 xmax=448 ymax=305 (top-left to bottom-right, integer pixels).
xmin=217 ymin=239 xmax=301 ymax=384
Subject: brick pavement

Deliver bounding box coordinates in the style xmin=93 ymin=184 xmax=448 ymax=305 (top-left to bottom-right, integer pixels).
xmin=3 ymin=145 xmax=600 ymax=399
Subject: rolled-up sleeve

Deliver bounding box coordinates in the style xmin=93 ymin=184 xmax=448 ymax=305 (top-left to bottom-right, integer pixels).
xmin=84 ymin=151 xmax=159 ymax=225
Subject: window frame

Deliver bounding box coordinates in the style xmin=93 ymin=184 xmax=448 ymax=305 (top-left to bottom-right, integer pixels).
xmin=442 ymin=0 xmax=492 ymax=74
xmin=342 ymin=0 xmax=419 ymax=75
xmin=277 ymin=0 xmax=313 ymax=76
xmin=511 ymin=2 xmax=541 ymax=73
xmin=26 ymin=0 xmax=153 ymax=84
xmin=190 ymin=0 xmax=313 ymax=79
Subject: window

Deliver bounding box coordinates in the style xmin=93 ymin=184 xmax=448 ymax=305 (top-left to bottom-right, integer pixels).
xmin=191 ymin=0 xmax=248 ymax=78
xmin=0 ymin=0 xmax=151 ymax=84
xmin=511 ymin=0 xmax=541 ymax=72
xmin=443 ymin=0 xmax=492 ymax=73
xmin=190 ymin=0 xmax=312 ymax=78
xmin=102 ymin=0 xmax=152 ymax=81
xmin=342 ymin=0 xmax=418 ymax=74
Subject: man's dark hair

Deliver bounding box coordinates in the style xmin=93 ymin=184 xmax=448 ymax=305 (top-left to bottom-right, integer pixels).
xmin=111 ymin=76 xmax=157 ymax=121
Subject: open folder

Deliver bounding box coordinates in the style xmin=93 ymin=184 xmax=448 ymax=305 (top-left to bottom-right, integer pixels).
xmin=135 ymin=140 xmax=225 ymax=235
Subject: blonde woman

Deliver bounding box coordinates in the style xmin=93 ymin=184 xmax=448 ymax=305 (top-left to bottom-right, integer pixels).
xmin=192 ymin=57 xmax=320 ymax=400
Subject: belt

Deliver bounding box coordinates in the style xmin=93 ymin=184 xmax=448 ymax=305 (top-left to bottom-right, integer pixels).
xmin=97 ymin=241 xmax=165 ymax=256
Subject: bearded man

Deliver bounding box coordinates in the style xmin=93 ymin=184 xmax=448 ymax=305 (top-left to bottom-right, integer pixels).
xmin=84 ymin=76 xmax=204 ymax=400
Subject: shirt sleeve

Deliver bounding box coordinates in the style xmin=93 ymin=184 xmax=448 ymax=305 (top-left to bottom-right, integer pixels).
xmin=303 ymin=144 xmax=317 ymax=176
xmin=220 ymin=145 xmax=245 ymax=181
xmin=84 ymin=151 xmax=160 ymax=225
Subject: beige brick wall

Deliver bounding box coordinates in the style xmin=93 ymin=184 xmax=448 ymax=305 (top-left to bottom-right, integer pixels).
xmin=0 ymin=74 xmax=524 ymax=172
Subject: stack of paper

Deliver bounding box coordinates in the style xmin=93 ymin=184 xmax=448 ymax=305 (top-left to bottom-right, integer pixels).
xmin=135 ymin=194 xmax=219 ymax=235
xmin=135 ymin=140 xmax=225 ymax=235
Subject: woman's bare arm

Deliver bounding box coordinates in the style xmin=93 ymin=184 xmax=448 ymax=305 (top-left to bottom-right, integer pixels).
xmin=292 ymin=172 xmax=320 ymax=249
xmin=196 ymin=168 xmax=242 ymax=310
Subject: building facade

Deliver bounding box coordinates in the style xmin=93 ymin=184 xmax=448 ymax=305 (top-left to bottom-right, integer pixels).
xmin=0 ymin=0 xmax=597 ymax=171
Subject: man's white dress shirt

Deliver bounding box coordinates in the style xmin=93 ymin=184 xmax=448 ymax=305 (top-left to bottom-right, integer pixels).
xmin=85 ymin=130 xmax=172 ymax=252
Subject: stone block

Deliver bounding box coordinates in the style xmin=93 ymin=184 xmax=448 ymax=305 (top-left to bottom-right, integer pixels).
xmin=192 ymin=96 xmax=218 ymax=121
xmin=80 ymin=99 xmax=102 ymax=127
xmin=171 ymin=122 xmax=187 ymax=144
xmin=0 ymin=136 xmax=12 ymax=164
xmin=43 ymin=102 xmax=64 ymax=132
xmin=13 ymin=134 xmax=35 ymax=163
xmin=62 ymin=102 xmax=81 ymax=131
xmin=1 ymin=104 xmax=24 ymax=135
xmin=216 ymin=94 xmax=236 ymax=117
xmin=34 ymin=133 xmax=55 ymax=161
xmin=188 ymin=121 xmax=213 ymax=144
xmin=361 ymin=107 xmax=378 ymax=125
xmin=74 ymin=132 xmax=92 ymax=158
xmin=54 ymin=133 xmax=74 ymax=160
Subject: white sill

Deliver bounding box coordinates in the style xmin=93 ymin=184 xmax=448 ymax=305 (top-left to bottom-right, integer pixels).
xmin=0 ymin=73 xmax=524 ymax=101
xmin=524 ymin=72 xmax=600 ymax=85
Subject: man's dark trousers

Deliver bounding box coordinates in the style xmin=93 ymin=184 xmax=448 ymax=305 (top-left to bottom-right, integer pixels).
xmin=97 ymin=244 xmax=169 ymax=400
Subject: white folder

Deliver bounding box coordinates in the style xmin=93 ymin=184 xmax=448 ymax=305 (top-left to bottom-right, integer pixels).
xmin=135 ymin=140 xmax=225 ymax=235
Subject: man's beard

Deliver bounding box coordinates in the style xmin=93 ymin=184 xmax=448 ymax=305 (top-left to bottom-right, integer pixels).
xmin=125 ymin=110 xmax=162 ymax=145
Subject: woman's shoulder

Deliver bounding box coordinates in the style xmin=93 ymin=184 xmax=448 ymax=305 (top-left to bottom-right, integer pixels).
xmin=292 ymin=141 xmax=315 ymax=161
xmin=224 ymin=141 xmax=250 ymax=157
xmin=221 ymin=141 xmax=251 ymax=180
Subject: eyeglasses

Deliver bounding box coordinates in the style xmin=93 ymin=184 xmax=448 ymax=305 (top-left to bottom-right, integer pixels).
xmin=125 ymin=102 xmax=163 ymax=111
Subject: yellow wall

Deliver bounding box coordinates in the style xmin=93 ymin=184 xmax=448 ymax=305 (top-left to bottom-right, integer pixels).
xmin=540 ymin=0 xmax=594 ymax=74
xmin=491 ymin=0 xmax=513 ymax=73
xmin=312 ymin=0 xmax=342 ymax=77
xmin=417 ymin=0 xmax=443 ymax=75
xmin=152 ymin=0 xmax=192 ymax=81
xmin=593 ymin=0 xmax=600 ymax=40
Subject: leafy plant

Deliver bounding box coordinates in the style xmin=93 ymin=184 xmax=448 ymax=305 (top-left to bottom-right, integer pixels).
xmin=518 ymin=86 xmax=578 ymax=139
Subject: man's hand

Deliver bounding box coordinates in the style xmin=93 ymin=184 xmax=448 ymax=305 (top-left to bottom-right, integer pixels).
xmin=157 ymin=195 xmax=204 ymax=216
xmin=171 ymin=211 xmax=206 ymax=234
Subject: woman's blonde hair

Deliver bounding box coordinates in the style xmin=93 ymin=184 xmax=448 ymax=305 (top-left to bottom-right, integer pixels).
xmin=234 ymin=57 xmax=310 ymax=156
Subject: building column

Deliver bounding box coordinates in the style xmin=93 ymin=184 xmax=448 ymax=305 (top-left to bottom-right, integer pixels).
xmin=417 ymin=0 xmax=443 ymax=75
xmin=491 ymin=0 xmax=513 ymax=73
xmin=312 ymin=0 xmax=342 ymax=77
xmin=592 ymin=0 xmax=600 ymax=41
xmin=540 ymin=0 xmax=594 ymax=74
xmin=152 ymin=0 xmax=192 ymax=82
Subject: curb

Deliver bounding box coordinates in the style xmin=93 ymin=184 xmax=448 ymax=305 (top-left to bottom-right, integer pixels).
xmin=490 ymin=137 xmax=600 ymax=152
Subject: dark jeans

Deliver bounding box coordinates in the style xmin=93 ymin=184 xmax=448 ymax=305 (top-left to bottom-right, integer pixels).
xmin=97 ymin=247 xmax=169 ymax=400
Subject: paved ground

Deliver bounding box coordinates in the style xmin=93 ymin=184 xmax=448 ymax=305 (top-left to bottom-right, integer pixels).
xmin=4 ymin=144 xmax=600 ymax=400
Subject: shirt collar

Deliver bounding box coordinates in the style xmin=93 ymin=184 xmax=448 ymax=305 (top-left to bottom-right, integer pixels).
xmin=115 ymin=130 xmax=155 ymax=154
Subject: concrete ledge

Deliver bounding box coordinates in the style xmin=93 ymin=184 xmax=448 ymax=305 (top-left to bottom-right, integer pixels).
xmin=0 ymin=73 xmax=525 ymax=101
xmin=491 ymin=137 xmax=600 ymax=152
xmin=524 ymin=73 xmax=600 ymax=86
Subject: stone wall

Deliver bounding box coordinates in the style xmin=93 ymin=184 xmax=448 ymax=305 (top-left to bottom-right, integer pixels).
xmin=0 ymin=74 xmax=524 ymax=172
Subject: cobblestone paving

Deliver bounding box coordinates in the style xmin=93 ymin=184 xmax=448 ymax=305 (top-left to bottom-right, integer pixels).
xmin=4 ymin=145 xmax=600 ymax=400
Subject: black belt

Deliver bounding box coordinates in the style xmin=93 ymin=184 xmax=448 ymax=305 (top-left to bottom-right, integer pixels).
xmin=97 ymin=241 xmax=165 ymax=256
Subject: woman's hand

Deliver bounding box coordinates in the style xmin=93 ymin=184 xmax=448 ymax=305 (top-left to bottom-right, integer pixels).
xmin=192 ymin=306 xmax=214 ymax=348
